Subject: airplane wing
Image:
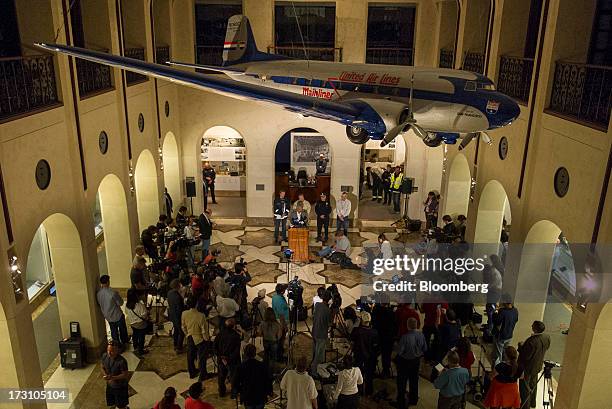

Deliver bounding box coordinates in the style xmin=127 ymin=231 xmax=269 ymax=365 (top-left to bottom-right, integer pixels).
xmin=166 ymin=60 xmax=245 ymax=75
xmin=35 ymin=44 xmax=377 ymax=129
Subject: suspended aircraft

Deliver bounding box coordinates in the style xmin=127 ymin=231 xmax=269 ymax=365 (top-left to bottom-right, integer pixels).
xmin=36 ymin=15 xmax=520 ymax=149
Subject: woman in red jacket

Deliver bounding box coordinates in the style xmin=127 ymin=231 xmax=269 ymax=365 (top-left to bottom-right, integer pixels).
xmin=483 ymin=346 xmax=522 ymax=409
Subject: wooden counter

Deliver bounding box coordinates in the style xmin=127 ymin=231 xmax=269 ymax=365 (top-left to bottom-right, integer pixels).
xmin=275 ymin=174 xmax=331 ymax=203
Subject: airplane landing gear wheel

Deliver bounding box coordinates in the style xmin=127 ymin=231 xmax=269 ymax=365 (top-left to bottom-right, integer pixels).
xmin=346 ymin=126 xmax=370 ymax=144
xmin=423 ymin=133 xmax=443 ymax=147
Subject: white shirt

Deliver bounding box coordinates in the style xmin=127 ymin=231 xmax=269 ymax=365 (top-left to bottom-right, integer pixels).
xmin=280 ymin=370 xmax=318 ymax=409
xmin=312 ymin=295 xmax=323 ymax=306
xmin=336 ymin=199 xmax=351 ymax=218
xmin=216 ymin=295 xmax=239 ymax=318
xmin=333 ymin=367 xmax=363 ymax=399
xmin=380 ymin=240 xmax=393 ymax=259
xmin=184 ymin=225 xmax=195 ymax=239
xmin=126 ymin=301 xmax=148 ymax=329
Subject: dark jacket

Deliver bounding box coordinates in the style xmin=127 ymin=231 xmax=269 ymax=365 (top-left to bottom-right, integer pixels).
xmin=166 ymin=288 xmax=185 ymax=323
xmin=518 ymin=333 xmax=551 ymax=377
xmin=215 ymin=326 xmax=242 ymax=365
xmin=351 ymin=326 xmax=380 ymax=364
xmin=273 ymin=197 xmax=290 ymax=218
xmin=438 ymin=321 xmax=462 ymax=351
xmin=290 ymin=209 xmax=308 ymax=227
xmin=198 ymin=213 xmax=212 ymax=240
xmin=314 ymin=200 xmax=332 ymax=220
xmin=371 ymin=305 xmax=397 ymax=340
xmin=315 ymin=158 xmax=328 ymax=174
xmin=381 ymin=170 xmax=391 ymax=186
xmin=493 ymin=306 xmax=519 ymax=340
xmin=233 ymin=358 xmax=273 ymax=405
xmin=203 ymin=168 xmax=216 ymax=185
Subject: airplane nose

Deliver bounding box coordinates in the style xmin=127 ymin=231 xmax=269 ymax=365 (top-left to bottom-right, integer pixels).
xmin=488 ymin=94 xmax=521 ymax=128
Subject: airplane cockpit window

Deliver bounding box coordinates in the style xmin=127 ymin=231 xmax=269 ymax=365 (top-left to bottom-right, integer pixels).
xmin=464 ymin=81 xmax=477 ymax=91
xmin=477 ymin=83 xmax=495 ymax=90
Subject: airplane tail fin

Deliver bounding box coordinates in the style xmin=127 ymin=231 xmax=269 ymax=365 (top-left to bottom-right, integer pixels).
xmin=222 ymin=15 xmax=288 ymax=66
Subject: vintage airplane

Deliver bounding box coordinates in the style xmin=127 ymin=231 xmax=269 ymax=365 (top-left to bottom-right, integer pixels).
xmin=36 ymin=15 xmax=520 ymax=149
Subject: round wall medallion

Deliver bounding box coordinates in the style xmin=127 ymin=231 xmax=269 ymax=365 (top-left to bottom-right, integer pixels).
xmin=554 ymin=167 xmax=570 ymax=197
xmin=99 ymin=130 xmax=109 ymax=154
xmin=164 ymin=101 xmax=170 ymax=117
xmin=498 ymin=136 xmax=509 ymax=160
xmin=138 ymin=113 xmax=145 ymax=132
xmin=35 ymin=160 xmax=51 ymax=190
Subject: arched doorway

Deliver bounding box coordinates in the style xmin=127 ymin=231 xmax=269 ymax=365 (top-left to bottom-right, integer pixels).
xmin=134 ymin=149 xmax=160 ymax=232
xmin=163 ymin=132 xmax=181 ymax=216
xmin=274 ymin=128 xmax=332 ymax=215
xmin=513 ymin=221 xmax=574 ymax=365
xmin=96 ymin=174 xmax=132 ymax=288
xmin=25 ymin=213 xmax=103 ymax=372
xmin=444 ymin=154 xmax=471 ymax=218
xmin=199 ymin=126 xmax=247 ymax=217
xmin=473 ymin=180 xmax=510 ymax=258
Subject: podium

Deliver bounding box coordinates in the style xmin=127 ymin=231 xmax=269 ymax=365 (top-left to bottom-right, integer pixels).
xmin=288 ymin=227 xmax=309 ymax=262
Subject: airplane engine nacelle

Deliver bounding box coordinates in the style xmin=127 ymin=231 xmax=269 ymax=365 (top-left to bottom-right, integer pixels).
xmin=345 ymin=98 xmax=409 ymax=144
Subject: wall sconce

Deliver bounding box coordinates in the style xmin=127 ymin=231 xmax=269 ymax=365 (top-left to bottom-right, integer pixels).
xmin=9 ymin=253 xmax=24 ymax=302
xmin=469 ymin=177 xmax=476 ymax=202
xmin=158 ymin=144 xmax=164 ymax=171
xmin=128 ymin=161 xmax=135 ymax=195
xmin=441 ymin=145 xmax=448 ymax=175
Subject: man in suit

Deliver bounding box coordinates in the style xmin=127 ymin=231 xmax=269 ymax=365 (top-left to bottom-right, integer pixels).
xmin=203 ymin=163 xmax=217 ymax=204
xmin=273 ymin=190 xmax=290 ymax=244
xmin=198 ymin=209 xmax=213 ymax=258
xmin=163 ymin=187 xmax=173 ymax=218
xmin=289 ymin=201 xmax=309 ymax=228
xmin=518 ymin=320 xmax=551 ymax=407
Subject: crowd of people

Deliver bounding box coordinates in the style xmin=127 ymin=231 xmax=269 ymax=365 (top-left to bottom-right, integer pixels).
xmin=94 ymin=181 xmax=549 ymax=409
xmin=363 ymin=164 xmax=406 ymax=214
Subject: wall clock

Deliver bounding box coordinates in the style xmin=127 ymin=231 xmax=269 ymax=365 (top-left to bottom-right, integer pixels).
xmin=35 ymin=160 xmax=51 ymax=190
xmin=99 ymin=131 xmax=109 ymax=154
xmin=554 ymin=167 xmax=570 ymax=197
xmin=498 ymin=136 xmax=508 ymax=160
xmin=138 ymin=113 xmax=145 ymax=132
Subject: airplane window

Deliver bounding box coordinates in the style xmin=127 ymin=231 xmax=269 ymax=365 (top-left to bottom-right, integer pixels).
xmin=311 ymin=79 xmax=323 ymax=87
xmin=477 ymin=83 xmax=495 ymax=90
xmin=296 ymin=78 xmax=310 ymax=86
xmin=464 ymin=81 xmax=477 ymax=91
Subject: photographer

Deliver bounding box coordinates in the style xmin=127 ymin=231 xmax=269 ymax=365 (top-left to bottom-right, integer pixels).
xmin=311 ymin=292 xmax=331 ymax=376
xmin=518 ymin=321 xmax=551 ymax=408
xmin=215 ymin=318 xmax=242 ymax=398
xmin=227 ymin=261 xmax=251 ymax=315
xmin=141 ymin=225 xmax=159 ymax=260
xmin=272 ymin=284 xmax=289 ymax=358
xmin=350 ymin=312 xmax=379 ymax=396
xmin=167 ymin=279 xmax=185 ymax=354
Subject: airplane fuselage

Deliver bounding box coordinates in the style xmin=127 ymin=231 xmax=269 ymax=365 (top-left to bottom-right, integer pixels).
xmin=227 ymin=60 xmax=519 ymax=141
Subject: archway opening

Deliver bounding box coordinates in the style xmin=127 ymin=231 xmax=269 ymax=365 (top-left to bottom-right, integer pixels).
xmin=274 ymin=128 xmax=331 ymax=219
xmin=513 ymin=220 xmax=574 ymax=377
xmin=96 ymin=174 xmax=132 ymax=288
xmin=200 ymin=126 xmax=247 ymax=217
xmin=134 ymin=149 xmax=160 ymax=232
xmin=163 ymin=132 xmax=181 ymax=217
xmin=358 ymin=136 xmax=406 ymax=220
xmin=473 ymin=180 xmax=510 ymax=257
xmin=25 ymin=213 xmax=101 ymax=374
xmin=444 ymin=154 xmax=471 ymax=218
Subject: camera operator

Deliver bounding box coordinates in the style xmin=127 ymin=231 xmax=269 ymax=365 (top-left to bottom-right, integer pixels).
xmin=167 ymin=279 xmax=185 ymax=354
xmin=311 ymin=291 xmax=331 ymax=376
xmin=198 ymin=208 xmax=213 ymax=258
xmin=215 ymin=318 xmax=242 ymax=398
xmin=141 ymin=225 xmax=159 ymax=260
xmin=213 ymin=268 xmax=231 ymax=298
xmin=227 ymin=261 xmax=251 ymax=314
xmin=130 ymin=258 xmax=149 ymax=290
xmin=518 ymin=321 xmax=551 ymax=408
xmin=272 ymin=284 xmax=289 ymax=359
xmin=350 ymin=312 xmax=379 ymax=396
xmin=176 ymin=206 xmax=188 ymax=227
xmin=371 ymin=296 xmax=397 ymax=378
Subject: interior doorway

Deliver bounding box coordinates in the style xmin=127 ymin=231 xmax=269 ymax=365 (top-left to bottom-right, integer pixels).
xmin=200 ymin=126 xmax=247 ymax=218
xmin=134 ymin=149 xmax=160 ymax=232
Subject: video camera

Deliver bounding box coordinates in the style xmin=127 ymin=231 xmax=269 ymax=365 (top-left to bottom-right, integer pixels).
xmin=325 ymin=284 xmax=342 ymax=309
xmin=287 ymin=276 xmax=304 ymax=307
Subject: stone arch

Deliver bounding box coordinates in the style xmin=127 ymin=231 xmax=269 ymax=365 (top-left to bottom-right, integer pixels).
xmin=473 ymin=180 xmax=510 ymax=245
xmin=97 ymin=174 xmax=132 ymax=288
xmin=163 ymin=131 xmax=181 ymax=214
xmin=134 ymin=149 xmax=160 ymax=232
xmin=444 ymin=153 xmax=471 ymax=218
xmin=26 ymin=213 xmax=102 ymax=346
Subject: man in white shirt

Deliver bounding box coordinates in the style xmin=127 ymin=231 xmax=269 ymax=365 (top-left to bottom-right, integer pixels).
xmin=280 ymin=356 xmax=318 ymax=409
xmin=336 ymin=191 xmax=351 ymax=236
xmin=216 ymin=294 xmax=240 ymax=329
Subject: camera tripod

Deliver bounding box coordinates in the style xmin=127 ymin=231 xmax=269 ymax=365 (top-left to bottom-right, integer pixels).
xmin=286 ymin=301 xmax=311 ymax=365
xmin=520 ymin=365 xmax=556 ymax=409
xmin=248 ymin=299 xmax=264 ymax=345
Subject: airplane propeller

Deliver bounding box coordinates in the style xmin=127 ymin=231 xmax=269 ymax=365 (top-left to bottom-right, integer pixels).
xmin=380 ymin=74 xmax=427 ymax=147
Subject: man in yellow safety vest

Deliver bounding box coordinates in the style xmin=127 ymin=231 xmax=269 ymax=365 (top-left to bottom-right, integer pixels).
xmin=390 ymin=166 xmax=403 ymax=213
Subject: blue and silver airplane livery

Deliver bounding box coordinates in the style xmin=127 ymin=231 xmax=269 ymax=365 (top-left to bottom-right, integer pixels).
xmin=36 ymin=15 xmax=520 ymax=149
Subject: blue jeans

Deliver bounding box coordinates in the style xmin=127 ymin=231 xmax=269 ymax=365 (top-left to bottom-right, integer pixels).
xmin=108 ymin=314 xmax=129 ymax=344
xmin=201 ymin=238 xmax=210 ymax=257
xmin=392 ymin=191 xmax=401 ymax=212
xmin=336 ymin=217 xmax=349 ymax=235
xmin=318 ymin=246 xmax=333 ymax=258
xmin=274 ymin=218 xmax=287 ymax=241
xmin=494 ymin=337 xmax=511 ymax=366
